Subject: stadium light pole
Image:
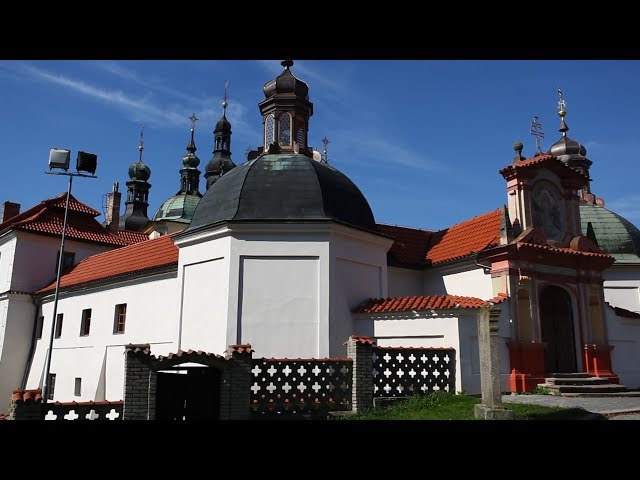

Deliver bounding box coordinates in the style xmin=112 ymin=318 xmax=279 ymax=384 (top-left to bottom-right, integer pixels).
xmin=42 ymin=149 xmax=98 ymax=403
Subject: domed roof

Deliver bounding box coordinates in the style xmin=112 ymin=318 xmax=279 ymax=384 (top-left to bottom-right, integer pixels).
xmin=215 ymin=114 xmax=231 ymax=133
xmin=186 ymin=153 xmax=377 ymax=233
xmin=263 ymin=61 xmax=309 ymax=100
xmin=549 ymin=135 xmax=587 ymax=157
xmin=182 ymin=152 xmax=200 ymax=168
xmin=580 ymin=203 xmax=640 ymax=264
xmin=129 ymin=160 xmax=151 ymax=181
xmin=153 ymin=193 xmax=202 ymax=224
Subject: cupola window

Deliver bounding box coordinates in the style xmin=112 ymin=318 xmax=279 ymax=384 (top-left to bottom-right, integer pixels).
xmin=278 ymin=113 xmax=291 ymax=146
xmin=265 ymin=114 xmax=275 ymax=147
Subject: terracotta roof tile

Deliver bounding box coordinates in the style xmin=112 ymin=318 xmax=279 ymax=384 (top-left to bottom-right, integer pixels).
xmin=343 ymin=335 xmax=376 ymax=346
xmin=500 ymin=154 xmax=588 ymax=181
xmin=376 ymin=346 xmax=454 ymax=350
xmin=516 ymin=241 xmax=613 ymax=259
xmin=0 ymin=413 xmax=8 ymax=420
xmin=157 ymin=349 xmax=226 ymax=362
xmin=12 ymin=388 xmax=42 ymax=403
xmin=53 ymin=400 xmax=123 ymax=406
xmin=353 ymin=294 xmax=498 ymax=313
xmin=115 ymin=230 xmax=150 ymax=244
xmin=426 ymin=209 xmax=502 ymax=265
xmin=37 ymin=234 xmax=178 ymax=293
xmin=377 ymin=224 xmax=433 ymax=266
xmin=226 ymin=344 xmax=253 ymax=354
xmin=0 ymin=192 xmax=141 ymax=247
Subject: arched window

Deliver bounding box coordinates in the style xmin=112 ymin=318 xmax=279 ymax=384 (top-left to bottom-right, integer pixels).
xmin=278 ymin=113 xmax=291 ymax=146
xmin=265 ymin=114 xmax=275 ymax=147
xmin=295 ymin=122 xmax=305 ymax=147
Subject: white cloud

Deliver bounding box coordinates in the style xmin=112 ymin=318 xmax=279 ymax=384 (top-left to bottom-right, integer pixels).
xmin=607 ymin=195 xmax=640 ymax=222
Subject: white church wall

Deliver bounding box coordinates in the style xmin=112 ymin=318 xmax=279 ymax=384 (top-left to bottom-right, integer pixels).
xmin=603 ymin=266 xmax=640 ymax=314
xmin=605 ymin=307 xmax=640 ymax=388
xmin=12 ymin=232 xmax=111 ymax=293
xmin=0 ymin=294 xmax=35 ymax=412
xmin=424 ymin=263 xmax=494 ymax=300
xmin=0 ymin=234 xmax=17 ymax=293
xmin=26 ymin=273 xmax=177 ymax=402
xmin=387 ymin=266 xmax=423 ymax=297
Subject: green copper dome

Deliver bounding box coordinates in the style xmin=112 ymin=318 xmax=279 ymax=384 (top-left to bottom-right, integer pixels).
xmin=153 ymin=193 xmax=202 ymax=224
xmin=580 ymin=203 xmax=640 ymax=264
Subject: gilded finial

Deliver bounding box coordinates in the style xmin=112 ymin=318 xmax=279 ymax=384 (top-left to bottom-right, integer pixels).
xmin=529 ymin=116 xmax=544 ymax=155
xmin=187 ymin=113 xmax=198 ymax=153
xmin=189 ymin=113 xmax=199 ymax=131
xmin=557 ymin=86 xmax=569 ymax=135
xmin=138 ymin=124 xmax=144 ymax=161
xmin=321 ymin=136 xmax=330 ymax=163
xmin=222 ymin=81 xmax=229 ymax=113
xmin=281 ymin=60 xmax=294 ymax=69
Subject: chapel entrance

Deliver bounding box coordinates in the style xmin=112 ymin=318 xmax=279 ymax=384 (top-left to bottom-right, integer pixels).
xmin=155 ymin=366 xmax=221 ymax=420
xmin=539 ymin=285 xmax=577 ymax=373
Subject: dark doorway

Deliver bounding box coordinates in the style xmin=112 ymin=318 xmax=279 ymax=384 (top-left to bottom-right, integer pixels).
xmin=156 ymin=367 xmax=221 ymax=420
xmin=540 ymin=285 xmax=577 ymax=373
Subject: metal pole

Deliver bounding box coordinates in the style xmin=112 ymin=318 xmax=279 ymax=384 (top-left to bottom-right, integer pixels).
xmin=42 ymin=174 xmax=73 ymax=402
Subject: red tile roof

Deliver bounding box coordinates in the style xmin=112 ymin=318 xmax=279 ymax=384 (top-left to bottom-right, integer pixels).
xmin=516 ymin=241 xmax=613 ymax=259
xmin=377 ymin=224 xmax=433 ymax=266
xmin=12 ymin=388 xmax=42 ymax=403
xmin=226 ymin=344 xmax=253 ymax=354
xmin=500 ymin=154 xmax=588 ymax=181
xmin=0 ymin=413 xmax=8 ymax=420
xmin=353 ymin=294 xmax=506 ymax=313
xmin=115 ymin=230 xmax=150 ymax=244
xmin=0 ymin=192 xmax=144 ymax=247
xmin=426 ymin=209 xmax=502 ymax=265
xmin=37 ymin=234 xmax=178 ymax=293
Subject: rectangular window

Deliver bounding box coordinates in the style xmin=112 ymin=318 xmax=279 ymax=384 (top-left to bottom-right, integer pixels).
xmin=54 ymin=313 xmax=63 ymax=338
xmin=47 ymin=373 xmax=56 ymax=400
xmin=80 ymin=308 xmax=91 ymax=336
xmin=55 ymin=251 xmax=76 ymax=274
xmin=113 ymin=303 xmax=127 ymax=334
xmin=36 ymin=315 xmax=44 ymax=339
xmin=74 ymin=377 xmax=81 ymax=397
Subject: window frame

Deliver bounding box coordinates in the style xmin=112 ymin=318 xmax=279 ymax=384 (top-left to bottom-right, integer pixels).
xmin=36 ymin=315 xmax=44 ymax=339
xmin=80 ymin=308 xmax=91 ymax=337
xmin=47 ymin=373 xmax=56 ymax=400
xmin=74 ymin=377 xmax=82 ymax=397
xmin=54 ymin=313 xmax=63 ymax=339
xmin=113 ymin=303 xmax=127 ymax=334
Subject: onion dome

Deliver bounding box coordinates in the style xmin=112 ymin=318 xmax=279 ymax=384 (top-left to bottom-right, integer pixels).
xmin=263 ymin=60 xmax=309 ymax=100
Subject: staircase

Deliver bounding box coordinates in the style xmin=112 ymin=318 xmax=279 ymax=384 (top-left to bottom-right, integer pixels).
xmin=538 ymin=373 xmax=640 ymax=397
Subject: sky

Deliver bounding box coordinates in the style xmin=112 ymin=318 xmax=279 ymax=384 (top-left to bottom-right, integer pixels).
xmin=0 ymin=59 xmax=639 ymax=231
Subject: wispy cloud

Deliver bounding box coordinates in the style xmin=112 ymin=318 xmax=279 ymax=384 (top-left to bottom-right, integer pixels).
xmin=606 ymin=195 xmax=640 ymax=222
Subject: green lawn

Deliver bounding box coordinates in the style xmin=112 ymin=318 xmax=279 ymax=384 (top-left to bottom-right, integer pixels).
xmin=341 ymin=391 xmax=591 ymax=420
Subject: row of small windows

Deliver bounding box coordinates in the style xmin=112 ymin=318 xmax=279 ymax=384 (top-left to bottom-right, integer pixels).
xmin=36 ymin=303 xmax=127 ymax=339
xmin=264 ymin=113 xmax=306 ymax=148
xmin=45 ymin=374 xmax=82 ymax=400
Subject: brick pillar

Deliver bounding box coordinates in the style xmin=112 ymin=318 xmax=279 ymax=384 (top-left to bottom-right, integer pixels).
xmin=9 ymin=389 xmax=43 ymax=420
xmin=220 ymin=344 xmax=253 ymax=420
xmin=346 ymin=335 xmax=374 ymax=414
xmin=123 ymin=344 xmax=154 ymax=420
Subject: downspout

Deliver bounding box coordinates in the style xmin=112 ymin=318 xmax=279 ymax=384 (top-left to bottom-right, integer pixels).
xmin=20 ymin=295 xmax=42 ymax=389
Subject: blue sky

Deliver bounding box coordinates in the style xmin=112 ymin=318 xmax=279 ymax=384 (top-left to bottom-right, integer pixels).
xmin=0 ymin=60 xmax=638 ymax=230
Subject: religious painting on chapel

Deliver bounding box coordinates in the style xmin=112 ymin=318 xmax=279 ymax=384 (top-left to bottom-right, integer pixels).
xmin=532 ymin=182 xmax=565 ymax=241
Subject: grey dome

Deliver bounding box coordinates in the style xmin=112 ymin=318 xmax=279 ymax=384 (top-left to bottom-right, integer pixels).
xmin=580 ymin=203 xmax=640 ymax=264
xmin=549 ymin=135 xmax=587 ymax=157
xmin=186 ymin=153 xmax=377 ymax=233
xmin=129 ymin=160 xmax=151 ymax=181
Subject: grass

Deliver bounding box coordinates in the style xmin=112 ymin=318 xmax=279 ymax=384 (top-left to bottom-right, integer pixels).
xmin=341 ymin=391 xmax=590 ymax=420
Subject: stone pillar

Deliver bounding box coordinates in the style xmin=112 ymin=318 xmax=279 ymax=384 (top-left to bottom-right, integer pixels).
xmin=220 ymin=344 xmax=253 ymax=420
xmin=123 ymin=344 xmax=154 ymax=420
xmin=346 ymin=335 xmax=374 ymax=414
xmin=474 ymin=306 xmax=515 ymax=420
xmin=9 ymin=389 xmax=43 ymax=420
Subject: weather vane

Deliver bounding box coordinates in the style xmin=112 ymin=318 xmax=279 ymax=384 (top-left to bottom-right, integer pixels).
xmin=223 ymin=81 xmax=229 ymax=112
xmin=322 ymin=136 xmax=330 ymax=163
xmin=138 ymin=124 xmax=145 ymax=161
xmin=529 ymin=116 xmax=544 ymax=154
xmin=557 ymin=86 xmax=566 ymax=114
xmin=189 ymin=113 xmax=199 ymax=130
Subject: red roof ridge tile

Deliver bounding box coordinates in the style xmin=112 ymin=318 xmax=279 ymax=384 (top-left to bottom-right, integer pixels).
xmin=375 ymin=346 xmax=454 ymax=351
xmin=12 ymin=388 xmax=43 ymax=403
xmin=353 ymin=294 xmax=493 ymax=314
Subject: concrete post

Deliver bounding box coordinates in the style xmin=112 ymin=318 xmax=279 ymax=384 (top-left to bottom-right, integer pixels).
xmin=474 ymin=306 xmax=515 ymax=420
xmin=221 ymin=344 xmax=253 ymax=420
xmin=346 ymin=335 xmax=374 ymax=414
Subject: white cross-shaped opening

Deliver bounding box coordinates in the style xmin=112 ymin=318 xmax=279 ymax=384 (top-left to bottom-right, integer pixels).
xmin=408 ymin=354 xmax=416 ymax=363
xmin=372 ymin=353 xmax=378 ymax=362
xmin=433 ymin=370 xmax=440 ymax=378
xmin=397 ymin=368 xmax=405 ymax=378
xmin=396 ymin=384 xmax=404 ymax=393
xmin=282 ymin=365 xmax=292 ymax=376
xmin=327 ymin=365 xmax=335 ymax=375
xmin=266 ymin=382 xmax=276 ymax=393
xmin=444 ymin=354 xmax=450 ymax=363
xmin=383 ymin=383 xmax=392 ymax=393
xmin=250 ymin=383 xmax=261 ymax=394
xmin=267 ymin=365 xmax=278 ymax=377
xmin=282 ymin=382 xmax=292 ymax=393
xmin=373 ymin=385 xmax=379 ymax=393
xmin=44 ymin=410 xmax=57 ymax=420
xmin=311 ymin=365 xmax=321 ymax=376
xmin=340 ymin=365 xmax=349 ymax=375
xmin=372 ymin=368 xmax=379 ymax=378
xmin=383 ymin=353 xmax=391 ymax=362
xmin=383 ymin=368 xmax=392 ymax=378
xmin=311 ymin=382 xmax=321 ymax=393
xmin=396 ymin=353 xmax=404 ymax=362
xmin=409 ymin=369 xmax=416 ymax=378
xmin=420 ymin=369 xmax=428 ymax=378
xmin=433 ymin=385 xmax=440 ymax=391
xmin=445 ymin=370 xmax=450 ymax=378
xmin=420 ymin=354 xmax=428 ymax=363
xmin=432 ymin=354 xmax=440 ymax=363
xmin=106 ymin=409 xmax=120 ymax=420
xmin=64 ymin=410 xmax=79 ymax=421
xmin=297 ymin=366 xmax=307 ymax=376
xmin=85 ymin=409 xmax=99 ymax=420
xmin=421 ymin=384 xmax=428 ymax=392
xmin=297 ymin=382 xmax=307 ymax=393
xmin=251 ymin=365 xmax=262 ymax=376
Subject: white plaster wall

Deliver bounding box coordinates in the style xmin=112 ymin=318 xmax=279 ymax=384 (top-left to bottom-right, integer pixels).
xmin=240 ymin=256 xmax=319 ymax=358
xmin=387 ymin=266 xmax=423 ymax=297
xmin=424 ymin=265 xmax=493 ymax=300
xmin=12 ymin=232 xmax=112 ymax=293
xmin=605 ymin=307 xmax=640 ymax=388
xmin=25 ymin=273 xmax=177 ymax=402
xmin=0 ymin=295 xmax=35 ymax=412
xmin=603 ymin=266 xmax=640 ymax=314
xmin=0 ymin=234 xmax=17 ymax=293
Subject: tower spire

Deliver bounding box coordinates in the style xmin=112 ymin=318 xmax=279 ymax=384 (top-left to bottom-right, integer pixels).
xmin=187 ymin=113 xmax=198 ymax=154
xmin=138 ymin=124 xmax=145 ymax=162
xmin=322 ymin=136 xmax=330 ymax=163
xmin=205 ymin=83 xmax=236 ymax=190
xmin=223 ymin=80 xmax=229 ymax=115
xmin=557 ymin=86 xmax=569 ymax=135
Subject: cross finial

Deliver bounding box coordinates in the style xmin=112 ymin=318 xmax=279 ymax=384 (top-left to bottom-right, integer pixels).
xmin=222 ymin=81 xmax=229 ymax=113
xmin=529 ymin=116 xmax=544 ymax=155
xmin=189 ymin=113 xmax=199 ymax=131
xmin=138 ymin=124 xmax=144 ymax=162
xmin=557 ymin=86 xmax=566 ymax=115
xmin=322 ymin=136 xmax=330 ymax=163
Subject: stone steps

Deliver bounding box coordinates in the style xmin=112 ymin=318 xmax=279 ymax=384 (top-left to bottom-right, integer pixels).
xmin=561 ymin=392 xmax=640 ymax=398
xmin=538 ymin=373 xmax=633 ymax=397
xmin=549 ymin=373 xmax=592 ymax=379
xmin=539 ymin=383 xmax=628 ymax=395
xmin=545 ymin=377 xmax=611 ymax=386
